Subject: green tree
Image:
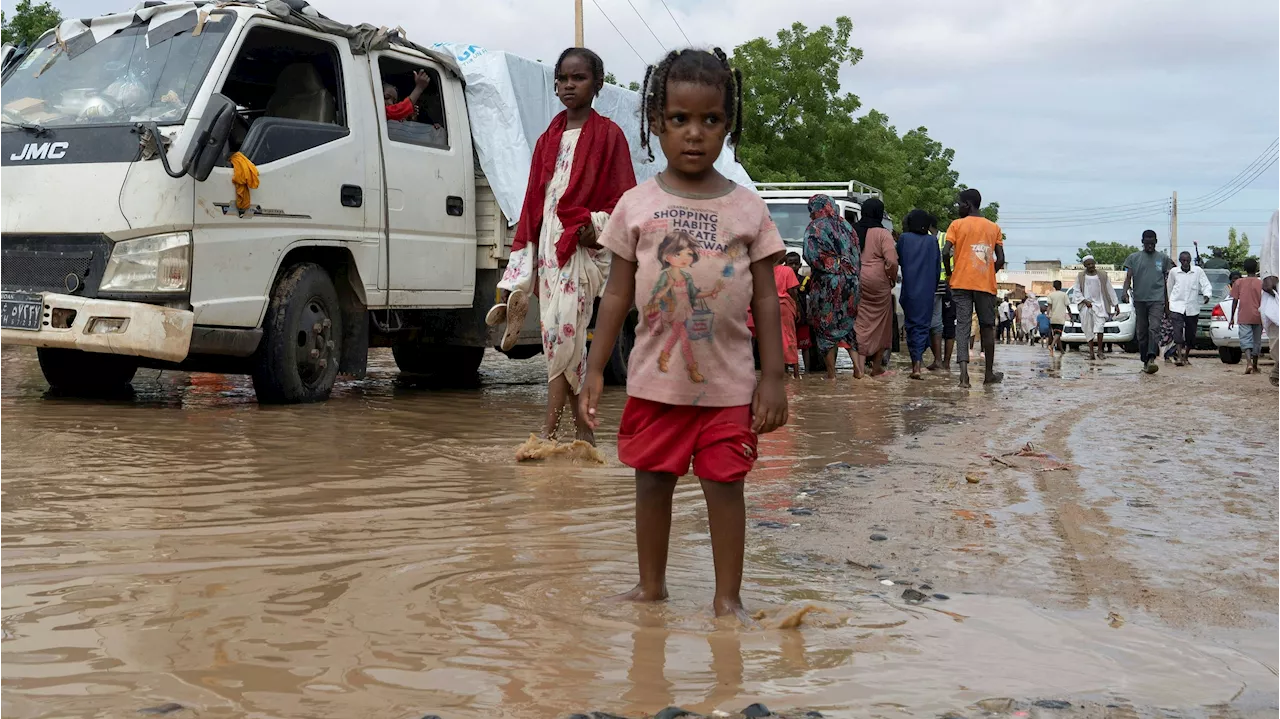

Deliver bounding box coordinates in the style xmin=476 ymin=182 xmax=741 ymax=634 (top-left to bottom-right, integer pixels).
xmin=1075 ymin=241 xmax=1138 ymax=266
xmin=1 ymin=0 xmax=62 ymax=47
xmin=603 ymin=71 xmax=618 ymax=85
xmin=732 ymin=16 xmax=985 ymax=227
xmin=627 ymin=80 xmax=640 ymax=92
xmin=1206 ymin=226 xmax=1257 ymax=272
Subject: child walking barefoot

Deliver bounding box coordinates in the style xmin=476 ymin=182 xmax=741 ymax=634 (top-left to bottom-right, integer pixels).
xmin=486 ymin=47 xmax=636 ymax=445
xmin=579 ymin=48 xmax=789 ymax=622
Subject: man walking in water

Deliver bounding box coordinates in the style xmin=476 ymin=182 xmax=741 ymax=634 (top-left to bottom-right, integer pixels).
xmin=1046 ymin=280 xmax=1070 ymax=355
xmin=1122 ymin=230 xmax=1173 ymax=374
xmin=944 ymin=188 xmax=1005 ymax=387
xmin=1166 ymin=250 xmax=1212 ymax=367
xmin=1069 ymin=255 xmax=1117 ymax=360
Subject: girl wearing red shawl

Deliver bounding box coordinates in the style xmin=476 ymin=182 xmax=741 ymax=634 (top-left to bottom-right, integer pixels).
xmin=487 ymin=48 xmax=636 ymax=445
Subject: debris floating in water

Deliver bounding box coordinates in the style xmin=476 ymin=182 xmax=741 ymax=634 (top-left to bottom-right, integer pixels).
xmin=514 ymin=434 xmax=605 ymax=464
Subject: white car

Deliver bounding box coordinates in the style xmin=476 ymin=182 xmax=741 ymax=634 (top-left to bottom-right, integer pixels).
xmin=1209 ymin=298 xmax=1271 ymax=363
xmin=1059 ymin=290 xmax=1137 ymax=352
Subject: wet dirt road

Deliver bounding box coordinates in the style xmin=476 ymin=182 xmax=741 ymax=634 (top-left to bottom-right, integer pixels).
xmin=2 ymin=344 xmax=1276 ymax=718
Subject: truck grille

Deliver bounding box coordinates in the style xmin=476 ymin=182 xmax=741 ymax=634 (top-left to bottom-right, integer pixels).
xmin=1 ymin=234 xmax=111 ymax=297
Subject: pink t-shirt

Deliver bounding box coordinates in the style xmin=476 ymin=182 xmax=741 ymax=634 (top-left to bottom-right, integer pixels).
xmin=599 ymin=177 xmax=786 ymax=407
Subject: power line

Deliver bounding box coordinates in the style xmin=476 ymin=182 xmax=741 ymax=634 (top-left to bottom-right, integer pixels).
xmin=656 ymin=0 xmax=691 ymax=45
xmin=588 ymin=0 xmax=647 ymax=65
xmin=998 ymin=137 xmax=1278 ymax=226
xmin=620 ymin=0 xmax=667 ymax=53
xmin=1182 ymin=138 xmax=1278 ymax=212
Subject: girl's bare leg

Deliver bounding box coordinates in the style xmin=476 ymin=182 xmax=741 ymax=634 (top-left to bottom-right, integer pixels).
xmin=544 ymin=374 xmax=572 ymax=439
xmin=824 ymin=349 xmax=837 ymax=380
xmin=610 ymin=471 xmax=678 ymax=602
xmin=700 ymin=478 xmax=748 ymax=622
xmin=849 ymin=348 xmax=865 ymax=378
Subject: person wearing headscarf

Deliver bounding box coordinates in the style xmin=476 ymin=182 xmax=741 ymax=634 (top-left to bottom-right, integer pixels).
xmin=852 ymin=197 xmax=898 ymax=376
xmin=896 ymin=209 xmax=940 ymax=379
xmin=802 ymin=194 xmax=861 ymax=379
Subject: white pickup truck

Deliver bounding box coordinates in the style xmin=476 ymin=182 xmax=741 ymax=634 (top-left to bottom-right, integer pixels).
xmin=2 ymin=1 xmax=653 ymax=402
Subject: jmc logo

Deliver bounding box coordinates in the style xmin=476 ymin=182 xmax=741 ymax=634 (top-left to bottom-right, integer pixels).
xmin=9 ymin=142 xmax=69 ymax=161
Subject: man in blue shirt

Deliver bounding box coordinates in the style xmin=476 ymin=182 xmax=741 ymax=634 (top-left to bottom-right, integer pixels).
xmin=1121 ymin=230 xmax=1174 ymax=374
xmin=1036 ymin=307 xmax=1052 ymax=346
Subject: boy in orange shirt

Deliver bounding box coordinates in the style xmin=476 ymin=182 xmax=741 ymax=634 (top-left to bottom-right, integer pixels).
xmin=943 ymin=188 xmax=1006 ymax=388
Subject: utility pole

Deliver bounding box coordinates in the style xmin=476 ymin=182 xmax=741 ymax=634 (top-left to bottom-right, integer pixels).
xmin=574 ymin=0 xmax=584 ymax=46
xmin=1170 ymin=190 xmax=1178 ymax=257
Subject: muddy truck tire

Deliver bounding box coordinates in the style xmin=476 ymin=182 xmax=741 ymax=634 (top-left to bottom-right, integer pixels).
xmin=252 ymin=262 xmax=343 ymax=404
xmin=37 ymin=348 xmax=138 ymax=394
xmin=392 ymin=342 xmax=484 ymax=378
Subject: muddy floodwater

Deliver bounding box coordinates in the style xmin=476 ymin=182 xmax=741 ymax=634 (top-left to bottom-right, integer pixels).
xmin=2 ymin=344 xmax=1277 ymax=718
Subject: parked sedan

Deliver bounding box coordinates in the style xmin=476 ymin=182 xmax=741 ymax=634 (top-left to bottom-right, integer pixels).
xmin=1060 ymin=290 xmax=1137 ymax=352
xmin=1210 ymin=298 xmax=1271 ymax=364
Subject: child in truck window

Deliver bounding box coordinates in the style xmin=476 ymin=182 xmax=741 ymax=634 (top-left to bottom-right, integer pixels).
xmin=384 ymin=69 xmax=431 ymax=121
xmin=579 ymin=48 xmax=788 ymax=623
xmin=485 ymin=47 xmax=636 ymax=447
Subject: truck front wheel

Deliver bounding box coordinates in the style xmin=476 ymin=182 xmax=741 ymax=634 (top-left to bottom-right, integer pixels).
xmin=252 ymin=262 xmax=343 ymax=404
xmin=37 ymin=348 xmax=138 ymax=394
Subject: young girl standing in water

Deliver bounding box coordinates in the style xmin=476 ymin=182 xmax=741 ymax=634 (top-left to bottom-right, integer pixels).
xmin=487 ymin=48 xmax=636 ymax=447
xmin=580 ymin=48 xmax=788 ymax=621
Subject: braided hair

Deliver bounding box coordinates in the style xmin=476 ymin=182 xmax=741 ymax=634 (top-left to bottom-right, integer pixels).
xmin=639 ymin=47 xmax=743 ymax=162
xmin=554 ymin=47 xmax=605 ymax=97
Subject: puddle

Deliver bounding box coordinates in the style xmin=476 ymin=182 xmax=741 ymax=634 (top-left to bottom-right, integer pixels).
xmin=1 ymin=346 xmax=1275 ymax=718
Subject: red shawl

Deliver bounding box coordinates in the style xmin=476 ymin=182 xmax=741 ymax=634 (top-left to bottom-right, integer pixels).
xmin=510 ymin=109 xmax=637 ymax=269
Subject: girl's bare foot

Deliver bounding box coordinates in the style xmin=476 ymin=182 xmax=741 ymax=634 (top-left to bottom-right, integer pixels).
xmin=607 ymin=584 xmax=668 ymax=603
xmin=712 ymin=596 xmax=752 ymax=625
xmin=575 ymin=426 xmax=596 ymax=446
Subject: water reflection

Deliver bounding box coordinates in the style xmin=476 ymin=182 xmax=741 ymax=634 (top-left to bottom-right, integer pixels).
xmin=2 ymin=346 xmax=1272 ymax=718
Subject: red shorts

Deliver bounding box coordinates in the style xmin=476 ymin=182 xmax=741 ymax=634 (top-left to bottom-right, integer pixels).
xmin=617 ymin=397 xmax=757 ymax=482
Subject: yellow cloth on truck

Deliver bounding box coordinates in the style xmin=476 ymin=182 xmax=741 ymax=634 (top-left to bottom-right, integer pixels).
xmin=229 ymin=152 xmax=259 ymax=210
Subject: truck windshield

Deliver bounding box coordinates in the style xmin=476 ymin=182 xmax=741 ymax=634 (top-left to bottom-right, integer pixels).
xmin=767 ymin=203 xmax=811 ymax=248
xmin=1 ymin=13 xmax=231 ymax=128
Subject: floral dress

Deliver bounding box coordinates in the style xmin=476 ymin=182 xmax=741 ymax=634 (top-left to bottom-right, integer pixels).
xmin=802 ymin=196 xmax=861 ymax=353
xmin=498 ymin=129 xmax=611 ymax=390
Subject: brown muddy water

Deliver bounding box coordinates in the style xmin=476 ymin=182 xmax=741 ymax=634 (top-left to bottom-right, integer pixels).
xmin=1 ymin=345 xmax=1275 ymax=718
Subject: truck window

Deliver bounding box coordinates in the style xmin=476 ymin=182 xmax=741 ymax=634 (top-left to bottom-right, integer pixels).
xmin=219 ymin=25 xmax=348 ymax=164
xmin=378 ymin=56 xmax=449 ymax=150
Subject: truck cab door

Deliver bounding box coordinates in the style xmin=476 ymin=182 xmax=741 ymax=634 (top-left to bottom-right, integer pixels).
xmin=371 ymin=53 xmax=475 ymax=306
xmin=190 ymin=19 xmax=372 ymax=328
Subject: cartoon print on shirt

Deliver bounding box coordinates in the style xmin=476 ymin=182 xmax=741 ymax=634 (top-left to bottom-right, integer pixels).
xmin=644 ymin=230 xmax=725 ymax=383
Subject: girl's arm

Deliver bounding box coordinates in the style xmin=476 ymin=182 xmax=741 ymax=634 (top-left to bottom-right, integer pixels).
xmin=749 ymin=258 xmax=788 ymax=434
xmin=581 ymin=256 xmax=638 ymax=429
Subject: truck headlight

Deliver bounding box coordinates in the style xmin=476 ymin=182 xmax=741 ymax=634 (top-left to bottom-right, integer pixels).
xmin=100 ymin=232 xmax=191 ymax=293
xmin=1114 ymin=311 xmax=1131 ymax=321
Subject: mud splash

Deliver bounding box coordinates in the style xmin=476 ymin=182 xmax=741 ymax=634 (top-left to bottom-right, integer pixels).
xmin=515 ymin=434 xmax=606 ymax=464
xmin=2 ymin=346 xmax=1276 ymax=718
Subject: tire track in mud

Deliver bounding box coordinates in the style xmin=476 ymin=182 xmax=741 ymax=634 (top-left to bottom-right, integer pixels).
xmin=1023 ymin=401 xmax=1151 ymax=612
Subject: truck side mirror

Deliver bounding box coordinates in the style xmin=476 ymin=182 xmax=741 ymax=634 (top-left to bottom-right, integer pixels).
xmin=184 ymin=93 xmax=236 ymax=182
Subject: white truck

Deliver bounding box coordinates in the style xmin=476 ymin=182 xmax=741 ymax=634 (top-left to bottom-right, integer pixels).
xmin=1 ymin=1 xmax=741 ymax=403
xmin=756 ymin=180 xmax=886 ymax=265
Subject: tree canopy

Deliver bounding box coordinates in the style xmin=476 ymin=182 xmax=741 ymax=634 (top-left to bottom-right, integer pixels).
xmin=1 ymin=0 xmax=61 ymax=48
xmin=732 ymin=17 xmax=993 ymax=228
xmin=1205 ymin=227 xmax=1257 ymax=272
xmin=1076 ymin=241 xmax=1138 ymax=266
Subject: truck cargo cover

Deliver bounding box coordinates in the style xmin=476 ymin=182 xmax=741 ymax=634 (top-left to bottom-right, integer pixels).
xmin=44 ymin=0 xmax=460 ymax=79
xmin=432 ymin=43 xmax=757 ymax=227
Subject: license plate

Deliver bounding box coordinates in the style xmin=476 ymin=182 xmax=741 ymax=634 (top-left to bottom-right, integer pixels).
xmin=1 ymin=292 xmax=43 ymax=331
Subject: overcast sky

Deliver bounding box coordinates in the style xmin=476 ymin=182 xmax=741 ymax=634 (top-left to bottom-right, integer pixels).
xmin=10 ymin=0 xmax=1277 ymax=267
